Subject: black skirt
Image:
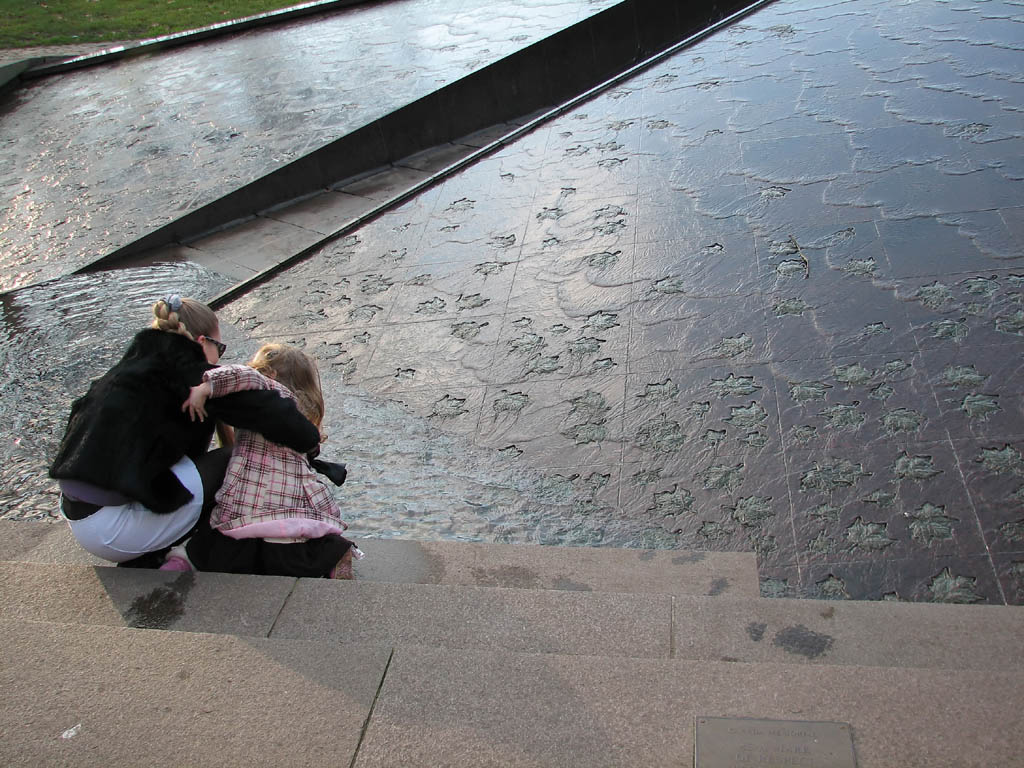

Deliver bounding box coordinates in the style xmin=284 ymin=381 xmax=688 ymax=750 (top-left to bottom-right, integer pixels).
xmin=185 ymin=524 xmax=352 ymax=578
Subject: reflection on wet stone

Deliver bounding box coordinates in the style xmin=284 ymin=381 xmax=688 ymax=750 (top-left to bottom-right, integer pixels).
xmin=880 ymin=407 xmax=925 ymax=435
xmin=790 ymin=380 xmax=831 ymax=403
xmin=977 ymin=445 xmax=1024 ymax=476
xmin=451 ymin=320 xmax=488 ymax=340
xmin=892 ymin=453 xmax=942 ymax=481
xmin=683 ymin=401 xmax=711 ymax=420
xmin=862 ymin=490 xmax=895 ymax=508
xmin=637 ymin=379 xmax=679 ymax=402
xmin=705 ymin=333 xmax=754 ymax=359
xmin=833 ymin=364 xmax=874 ymax=388
xmin=636 ymin=417 xmax=687 ymax=453
xmin=727 ymin=496 xmax=774 ymax=528
xmin=819 ymin=403 xmax=865 ymax=430
xmin=493 ymin=390 xmax=529 ymax=417
xmin=696 ymin=463 xmax=744 ymax=493
xmin=840 ymin=258 xmax=878 ymax=277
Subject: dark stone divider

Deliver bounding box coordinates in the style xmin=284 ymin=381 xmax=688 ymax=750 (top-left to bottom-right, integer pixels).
xmin=78 ymin=0 xmax=768 ymax=275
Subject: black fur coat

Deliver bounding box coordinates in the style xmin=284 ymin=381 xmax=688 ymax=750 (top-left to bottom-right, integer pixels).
xmin=50 ymin=329 xmax=320 ymax=513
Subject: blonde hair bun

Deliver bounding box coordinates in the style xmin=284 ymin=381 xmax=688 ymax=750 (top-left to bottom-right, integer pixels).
xmin=151 ymin=296 xmax=218 ymax=341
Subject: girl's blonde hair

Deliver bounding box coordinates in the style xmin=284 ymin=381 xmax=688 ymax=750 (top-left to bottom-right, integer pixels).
xmin=151 ymin=295 xmax=218 ymax=341
xmin=250 ymin=343 xmax=325 ymax=429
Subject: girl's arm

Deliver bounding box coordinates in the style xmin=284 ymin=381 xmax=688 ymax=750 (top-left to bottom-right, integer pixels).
xmin=209 ymin=390 xmax=319 ymax=453
xmin=205 ymin=364 xmax=280 ymax=397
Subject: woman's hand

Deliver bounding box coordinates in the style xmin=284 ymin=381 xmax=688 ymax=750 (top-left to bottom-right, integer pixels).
xmin=182 ymin=382 xmax=212 ymax=422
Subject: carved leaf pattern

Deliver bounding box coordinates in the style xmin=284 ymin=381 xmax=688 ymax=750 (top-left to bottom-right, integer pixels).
xmin=800 ymin=458 xmax=871 ymax=491
xmin=907 ymin=503 xmax=958 ymax=545
xmin=845 ymin=517 xmax=896 ymax=551
xmin=817 ymin=575 xmax=850 ymax=600
xmin=928 ymin=568 xmax=983 ymax=604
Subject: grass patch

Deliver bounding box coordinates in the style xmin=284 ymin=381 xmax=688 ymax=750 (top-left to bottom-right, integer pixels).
xmin=0 ymin=0 xmax=309 ymax=48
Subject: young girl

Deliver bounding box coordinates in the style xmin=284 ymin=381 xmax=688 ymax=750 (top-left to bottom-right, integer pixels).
xmin=170 ymin=343 xmax=359 ymax=578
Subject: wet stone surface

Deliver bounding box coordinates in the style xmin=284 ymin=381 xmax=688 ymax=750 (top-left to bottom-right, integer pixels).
xmin=0 ymin=0 xmax=620 ymax=292
xmin=3 ymin=0 xmax=1024 ymax=603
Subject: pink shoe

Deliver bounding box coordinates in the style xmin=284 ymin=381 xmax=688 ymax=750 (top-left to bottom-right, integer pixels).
xmin=159 ymin=555 xmax=192 ymax=572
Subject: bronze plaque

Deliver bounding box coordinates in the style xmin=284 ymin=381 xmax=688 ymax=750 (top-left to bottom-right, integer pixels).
xmin=695 ymin=716 xmax=856 ymax=768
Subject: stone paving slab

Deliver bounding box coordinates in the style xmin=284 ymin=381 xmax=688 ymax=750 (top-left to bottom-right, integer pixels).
xmin=0 ymin=561 xmax=294 ymax=636
xmin=0 ymin=519 xmax=107 ymax=567
xmin=675 ymin=594 xmax=1024 ymax=671
xmin=0 ymin=618 xmax=389 ymax=768
xmin=185 ymin=214 xmax=324 ymax=275
xmin=356 ymin=645 xmax=1024 ymax=767
xmin=263 ymin=188 xmax=379 ymax=236
xmin=354 ymin=537 xmax=759 ymax=597
xmin=271 ymin=579 xmax=673 ymax=657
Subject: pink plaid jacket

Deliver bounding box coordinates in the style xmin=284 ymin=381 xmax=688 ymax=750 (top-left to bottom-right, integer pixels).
xmin=204 ymin=365 xmax=347 ymax=539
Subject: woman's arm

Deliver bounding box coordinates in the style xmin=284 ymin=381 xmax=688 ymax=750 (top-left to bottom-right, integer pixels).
xmin=182 ymin=365 xmax=282 ymax=422
xmin=206 ymin=390 xmax=320 ymax=453
xmin=183 ymin=364 xmax=317 ymax=453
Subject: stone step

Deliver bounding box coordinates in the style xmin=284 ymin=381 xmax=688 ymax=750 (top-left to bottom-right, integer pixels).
xmin=2 ymin=618 xmax=1021 ymax=767
xmin=2 ymin=558 xmax=1021 ymax=670
xmin=275 ymin=576 xmax=1024 ymax=672
xmin=0 ymin=560 xmax=671 ymax=658
xmin=354 ymin=537 xmax=760 ymax=598
xmin=0 ymin=618 xmax=389 ymax=768
xmin=0 ymin=519 xmax=761 ymax=598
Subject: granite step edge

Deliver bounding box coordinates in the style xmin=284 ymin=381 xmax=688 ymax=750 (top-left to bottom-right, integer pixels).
xmin=0 ymin=519 xmax=761 ymax=598
xmin=2 ymin=559 xmax=1021 ymax=671
xmin=4 ymin=619 xmax=1024 ymax=768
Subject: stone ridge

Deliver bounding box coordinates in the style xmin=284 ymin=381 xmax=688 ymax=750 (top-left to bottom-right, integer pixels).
xmin=1 ymin=551 xmax=1021 ymax=670
xmin=3 ymin=619 xmax=1024 ymax=766
xmin=0 ymin=520 xmax=759 ymax=597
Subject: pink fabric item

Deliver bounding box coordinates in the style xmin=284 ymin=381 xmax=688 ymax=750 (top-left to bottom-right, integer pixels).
xmin=204 ymin=365 xmax=348 ymax=536
xmin=221 ymin=518 xmax=347 ymax=541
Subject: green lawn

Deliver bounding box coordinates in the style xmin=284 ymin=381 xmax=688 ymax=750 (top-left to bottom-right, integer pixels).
xmin=0 ymin=0 xmax=309 ymax=48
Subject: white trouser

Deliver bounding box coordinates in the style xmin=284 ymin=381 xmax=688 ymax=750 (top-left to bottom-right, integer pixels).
xmin=62 ymin=456 xmax=203 ymax=563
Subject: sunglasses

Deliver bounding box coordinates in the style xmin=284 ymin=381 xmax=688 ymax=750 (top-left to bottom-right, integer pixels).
xmin=201 ymin=336 xmax=227 ymax=357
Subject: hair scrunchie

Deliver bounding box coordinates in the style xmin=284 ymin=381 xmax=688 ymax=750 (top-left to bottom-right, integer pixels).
xmin=164 ymin=294 xmax=182 ymax=313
